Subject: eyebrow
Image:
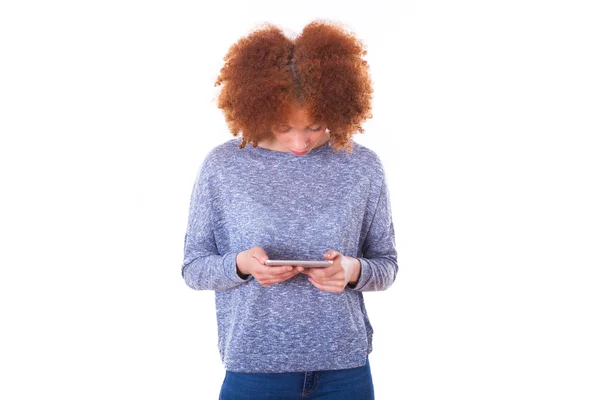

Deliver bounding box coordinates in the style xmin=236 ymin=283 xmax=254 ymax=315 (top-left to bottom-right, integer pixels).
xmin=280 ymin=122 xmax=320 ymax=127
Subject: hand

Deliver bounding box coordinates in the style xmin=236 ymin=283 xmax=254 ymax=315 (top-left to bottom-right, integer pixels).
xmin=236 ymin=246 xmax=302 ymax=287
xmin=300 ymin=250 xmax=361 ymax=293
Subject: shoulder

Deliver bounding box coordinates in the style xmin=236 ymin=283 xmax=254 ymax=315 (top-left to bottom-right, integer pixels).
xmin=342 ymin=140 xmax=386 ymax=178
xmin=201 ymin=138 xmax=243 ymax=170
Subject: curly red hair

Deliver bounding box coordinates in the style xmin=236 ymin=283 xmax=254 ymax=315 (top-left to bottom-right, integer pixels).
xmin=214 ymin=20 xmax=374 ymax=152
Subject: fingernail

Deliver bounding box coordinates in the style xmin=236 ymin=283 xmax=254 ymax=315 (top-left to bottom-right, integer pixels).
xmin=287 ymin=267 xmax=293 ymax=271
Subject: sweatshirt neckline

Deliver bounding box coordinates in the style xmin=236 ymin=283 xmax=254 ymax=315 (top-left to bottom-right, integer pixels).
xmin=238 ymin=138 xmax=332 ymax=159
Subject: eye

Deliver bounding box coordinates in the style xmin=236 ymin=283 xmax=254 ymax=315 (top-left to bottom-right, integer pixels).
xmin=276 ymin=126 xmax=291 ymax=133
xmin=308 ymin=126 xmax=321 ymax=132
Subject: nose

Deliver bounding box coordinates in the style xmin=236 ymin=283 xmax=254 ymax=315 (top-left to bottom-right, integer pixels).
xmin=292 ymin=134 xmax=309 ymax=151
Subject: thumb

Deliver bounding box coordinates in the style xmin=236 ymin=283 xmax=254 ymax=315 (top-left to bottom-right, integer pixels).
xmin=251 ymin=247 xmax=269 ymax=264
xmin=323 ymin=250 xmax=338 ymax=259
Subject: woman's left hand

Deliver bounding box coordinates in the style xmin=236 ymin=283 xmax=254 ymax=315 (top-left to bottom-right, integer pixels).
xmin=299 ymin=250 xmax=361 ymax=293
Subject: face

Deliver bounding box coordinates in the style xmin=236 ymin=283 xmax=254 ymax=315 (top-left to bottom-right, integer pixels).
xmin=264 ymin=104 xmax=329 ymax=156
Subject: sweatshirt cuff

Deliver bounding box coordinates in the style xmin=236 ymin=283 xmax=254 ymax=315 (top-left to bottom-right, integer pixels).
xmin=347 ymin=258 xmax=372 ymax=291
xmin=226 ymin=251 xmax=253 ymax=283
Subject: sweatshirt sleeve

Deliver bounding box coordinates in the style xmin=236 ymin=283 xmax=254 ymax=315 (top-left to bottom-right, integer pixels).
xmin=348 ymin=174 xmax=398 ymax=292
xmin=181 ymin=156 xmax=253 ymax=291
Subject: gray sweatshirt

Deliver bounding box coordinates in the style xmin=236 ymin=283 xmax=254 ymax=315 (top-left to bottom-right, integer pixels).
xmin=181 ymin=138 xmax=397 ymax=373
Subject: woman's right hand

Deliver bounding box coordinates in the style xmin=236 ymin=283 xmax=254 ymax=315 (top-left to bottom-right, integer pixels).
xmin=236 ymin=246 xmax=303 ymax=286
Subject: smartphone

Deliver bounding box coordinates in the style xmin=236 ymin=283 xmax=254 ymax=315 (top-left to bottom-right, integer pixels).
xmin=264 ymin=260 xmax=333 ymax=268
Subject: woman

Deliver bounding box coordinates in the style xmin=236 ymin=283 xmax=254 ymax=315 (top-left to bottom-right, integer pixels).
xmin=181 ymin=20 xmax=398 ymax=399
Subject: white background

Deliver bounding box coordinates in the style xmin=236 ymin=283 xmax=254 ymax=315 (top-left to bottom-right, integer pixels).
xmin=1 ymin=1 xmax=599 ymax=399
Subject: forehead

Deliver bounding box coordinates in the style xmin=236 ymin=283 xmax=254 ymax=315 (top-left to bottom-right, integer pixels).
xmin=281 ymin=105 xmax=317 ymax=126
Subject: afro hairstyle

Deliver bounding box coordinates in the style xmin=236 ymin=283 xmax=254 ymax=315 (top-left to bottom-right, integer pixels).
xmin=214 ymin=19 xmax=374 ymax=152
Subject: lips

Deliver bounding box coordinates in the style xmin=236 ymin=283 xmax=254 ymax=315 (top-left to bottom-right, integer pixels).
xmin=290 ymin=150 xmax=309 ymax=156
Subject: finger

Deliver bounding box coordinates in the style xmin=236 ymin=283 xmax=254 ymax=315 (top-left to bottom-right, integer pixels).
xmin=320 ymin=267 xmax=341 ymax=279
xmin=300 ymin=268 xmax=329 ymax=280
xmin=303 ymin=267 xmax=340 ymax=280
xmin=262 ymin=270 xmax=302 ymax=285
xmin=273 ymin=270 xmax=302 ymax=283
xmin=323 ymin=250 xmax=340 ymax=260
xmin=262 ymin=265 xmax=295 ymax=276
xmin=311 ymin=275 xmax=346 ymax=285
xmin=308 ymin=275 xmax=345 ymax=287
xmin=253 ymin=254 xmax=268 ymax=265
xmin=308 ymin=277 xmax=345 ymax=293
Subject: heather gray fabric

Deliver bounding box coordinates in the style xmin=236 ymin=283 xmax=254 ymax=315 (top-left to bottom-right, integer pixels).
xmin=181 ymin=138 xmax=397 ymax=373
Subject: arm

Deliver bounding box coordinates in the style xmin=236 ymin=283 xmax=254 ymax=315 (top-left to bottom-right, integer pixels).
xmin=347 ymin=177 xmax=398 ymax=292
xmin=181 ymin=157 xmax=253 ymax=291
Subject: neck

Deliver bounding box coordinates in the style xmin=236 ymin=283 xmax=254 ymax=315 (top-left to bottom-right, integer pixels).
xmin=257 ymin=133 xmax=331 ymax=152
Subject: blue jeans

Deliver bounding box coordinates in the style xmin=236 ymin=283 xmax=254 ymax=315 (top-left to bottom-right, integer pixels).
xmin=218 ymin=356 xmax=375 ymax=399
